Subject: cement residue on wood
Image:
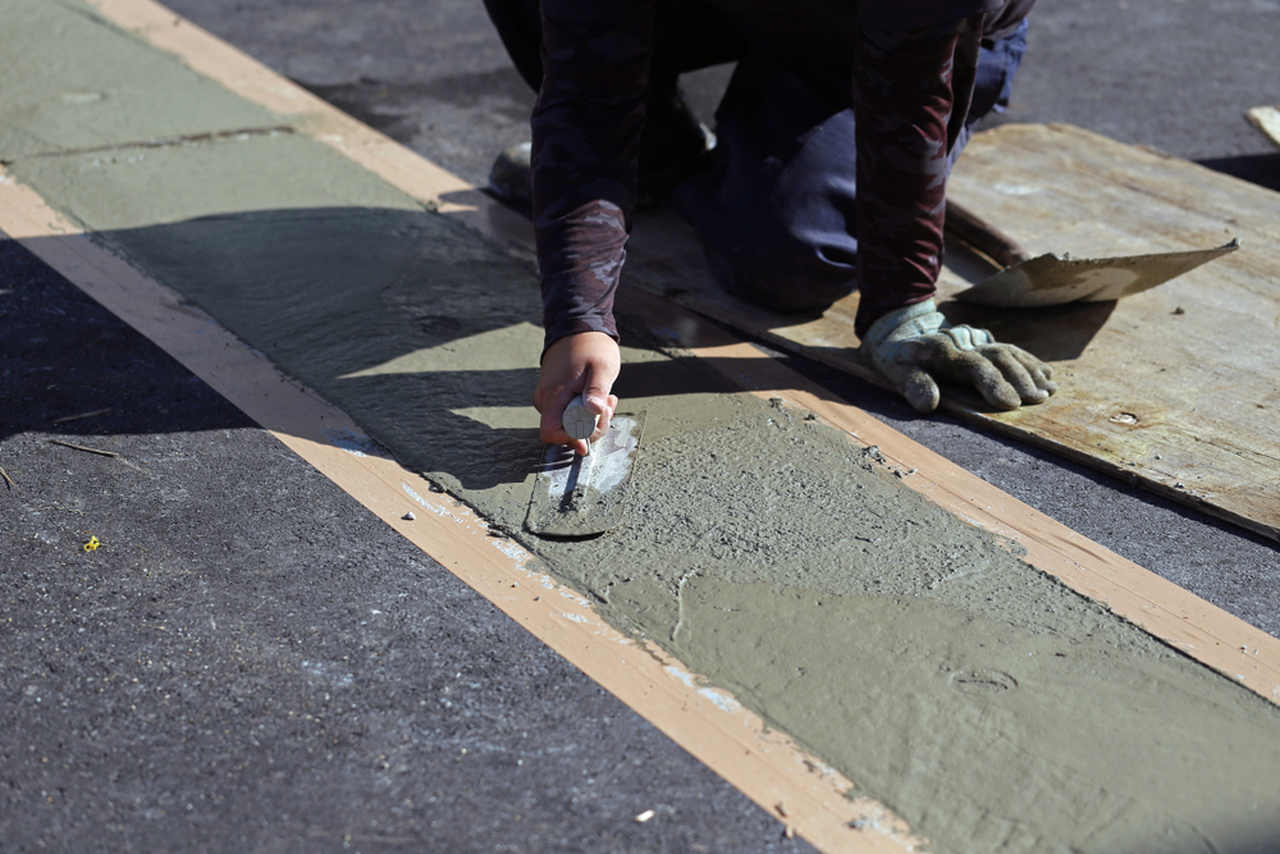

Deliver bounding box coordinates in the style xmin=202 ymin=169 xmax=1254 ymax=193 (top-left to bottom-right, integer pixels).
xmin=6 ymin=9 xmax=1280 ymax=848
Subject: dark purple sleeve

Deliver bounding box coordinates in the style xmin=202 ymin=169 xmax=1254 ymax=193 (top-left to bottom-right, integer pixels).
xmin=852 ymin=22 xmax=964 ymax=337
xmin=531 ymin=0 xmax=655 ymax=351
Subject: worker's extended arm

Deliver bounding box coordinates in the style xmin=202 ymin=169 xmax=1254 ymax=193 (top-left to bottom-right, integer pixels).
xmin=853 ymin=13 xmax=1055 ymax=412
xmin=529 ymin=0 xmax=650 ymax=449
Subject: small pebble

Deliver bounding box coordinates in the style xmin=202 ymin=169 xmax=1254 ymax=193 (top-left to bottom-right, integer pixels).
xmin=402 ymin=511 xmax=416 ymax=521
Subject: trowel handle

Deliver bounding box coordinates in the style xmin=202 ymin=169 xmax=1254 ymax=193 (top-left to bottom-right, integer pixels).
xmin=561 ymin=394 xmax=599 ymax=441
xmin=945 ymin=199 xmax=1032 ymax=269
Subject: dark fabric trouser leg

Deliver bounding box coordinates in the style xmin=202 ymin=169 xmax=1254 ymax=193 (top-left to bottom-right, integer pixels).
xmin=482 ymin=1 xmax=1029 ymax=313
xmin=482 ymin=0 xmax=746 ymax=200
xmin=675 ymin=18 xmax=1030 ymax=315
xmin=483 ymin=0 xmax=745 ymax=92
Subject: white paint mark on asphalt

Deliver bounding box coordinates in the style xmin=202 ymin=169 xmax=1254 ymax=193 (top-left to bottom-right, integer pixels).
xmin=300 ymin=659 xmax=354 ymax=689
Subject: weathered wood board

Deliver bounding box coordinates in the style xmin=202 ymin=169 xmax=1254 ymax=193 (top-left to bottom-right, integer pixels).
xmin=1248 ymin=106 xmax=1280 ymax=150
xmin=625 ymin=123 xmax=1280 ymax=541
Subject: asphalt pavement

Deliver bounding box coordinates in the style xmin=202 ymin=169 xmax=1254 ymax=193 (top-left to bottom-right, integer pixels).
xmin=2 ymin=2 xmax=1277 ymax=852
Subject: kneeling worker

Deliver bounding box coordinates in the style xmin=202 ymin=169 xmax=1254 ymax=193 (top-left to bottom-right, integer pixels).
xmin=484 ymin=0 xmax=1057 ymax=455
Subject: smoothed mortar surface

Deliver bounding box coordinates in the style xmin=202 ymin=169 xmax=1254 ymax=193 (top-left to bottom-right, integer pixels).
xmin=2 ymin=0 xmax=279 ymax=159
xmin=7 ymin=5 xmax=1280 ymax=850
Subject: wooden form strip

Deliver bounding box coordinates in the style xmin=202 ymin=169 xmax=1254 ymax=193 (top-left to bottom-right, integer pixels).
xmin=82 ymin=0 xmax=1280 ymax=706
xmin=0 ymin=171 xmax=922 ymax=853
xmin=1247 ymin=106 xmax=1280 ymax=150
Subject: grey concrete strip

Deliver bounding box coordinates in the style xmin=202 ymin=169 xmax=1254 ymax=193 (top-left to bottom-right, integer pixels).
xmin=7 ymin=132 xmax=422 ymax=230
xmin=1 ymin=0 xmax=278 ymax=160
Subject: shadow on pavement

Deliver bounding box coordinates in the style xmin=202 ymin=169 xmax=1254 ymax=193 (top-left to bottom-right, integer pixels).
xmin=3 ymin=206 xmax=885 ymax=493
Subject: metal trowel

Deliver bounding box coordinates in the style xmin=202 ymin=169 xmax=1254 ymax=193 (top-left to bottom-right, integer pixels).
xmin=524 ymin=394 xmax=646 ymax=537
xmin=945 ymin=199 xmax=1239 ymax=308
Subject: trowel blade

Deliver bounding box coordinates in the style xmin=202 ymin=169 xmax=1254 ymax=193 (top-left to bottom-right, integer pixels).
xmin=524 ymin=412 xmax=646 ymax=538
xmin=954 ymin=239 xmax=1238 ymax=308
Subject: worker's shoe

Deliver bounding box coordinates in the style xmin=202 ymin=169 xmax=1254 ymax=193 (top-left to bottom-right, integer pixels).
xmin=638 ymin=85 xmax=717 ymax=207
xmin=488 ymin=141 xmax=535 ymax=212
xmin=487 ymin=87 xmax=714 ymax=215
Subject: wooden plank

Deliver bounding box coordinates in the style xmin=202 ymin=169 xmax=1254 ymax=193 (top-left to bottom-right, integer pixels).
xmin=1247 ymin=105 xmax=1280 ymax=150
xmin=622 ymin=124 xmax=1280 ymax=542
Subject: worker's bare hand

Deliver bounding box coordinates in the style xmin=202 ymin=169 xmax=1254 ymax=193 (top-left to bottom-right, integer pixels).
xmin=861 ymin=299 xmax=1056 ymax=413
xmin=534 ymin=331 xmax=621 ymax=455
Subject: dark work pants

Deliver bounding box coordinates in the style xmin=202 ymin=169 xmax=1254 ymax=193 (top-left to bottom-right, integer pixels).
xmin=483 ymin=0 xmax=1029 ymax=314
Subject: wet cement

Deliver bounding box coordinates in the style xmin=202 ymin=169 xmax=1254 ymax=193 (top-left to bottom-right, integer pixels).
xmin=2 ymin=0 xmax=277 ymax=159
xmin=7 ymin=4 xmax=1280 ymax=850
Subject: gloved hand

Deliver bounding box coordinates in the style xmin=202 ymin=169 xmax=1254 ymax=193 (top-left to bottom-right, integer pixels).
xmin=861 ymin=299 xmax=1056 ymax=413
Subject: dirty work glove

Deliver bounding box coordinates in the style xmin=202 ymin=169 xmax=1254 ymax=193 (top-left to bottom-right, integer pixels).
xmin=862 ymin=299 xmax=1056 ymax=413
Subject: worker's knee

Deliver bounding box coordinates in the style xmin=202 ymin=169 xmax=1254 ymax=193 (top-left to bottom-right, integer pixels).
xmin=711 ymin=227 xmax=858 ymax=314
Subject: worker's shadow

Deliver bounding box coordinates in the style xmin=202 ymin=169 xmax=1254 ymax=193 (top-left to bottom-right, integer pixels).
xmin=4 ymin=205 xmax=809 ymax=492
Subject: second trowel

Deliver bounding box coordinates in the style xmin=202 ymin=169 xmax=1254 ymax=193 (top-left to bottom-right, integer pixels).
xmin=525 ymin=394 xmax=645 ymax=537
xmin=944 ymin=199 xmax=1239 ymax=308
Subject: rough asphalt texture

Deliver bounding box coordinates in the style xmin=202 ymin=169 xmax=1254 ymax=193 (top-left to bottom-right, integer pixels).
xmin=2 ymin=1 xmax=1277 ymax=852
